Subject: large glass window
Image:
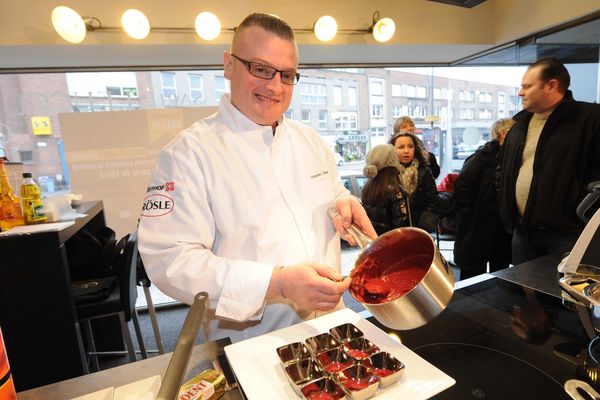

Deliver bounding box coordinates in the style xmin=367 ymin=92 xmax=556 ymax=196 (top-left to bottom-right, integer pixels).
xmin=2 ymin=62 xmax=598 ymax=210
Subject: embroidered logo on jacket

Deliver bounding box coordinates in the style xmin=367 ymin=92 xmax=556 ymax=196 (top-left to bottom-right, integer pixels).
xmin=141 ymin=194 xmax=175 ymax=217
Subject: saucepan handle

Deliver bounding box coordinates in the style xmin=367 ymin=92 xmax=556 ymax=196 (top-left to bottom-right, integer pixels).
xmin=328 ymin=206 xmax=373 ymax=250
xmin=559 ymin=276 xmax=600 ymax=307
xmin=564 ymin=379 xmax=600 ymax=400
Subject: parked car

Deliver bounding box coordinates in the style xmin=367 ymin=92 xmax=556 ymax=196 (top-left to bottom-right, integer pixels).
xmin=340 ymin=170 xmax=367 ymax=198
xmin=334 ymin=152 xmax=345 ymax=166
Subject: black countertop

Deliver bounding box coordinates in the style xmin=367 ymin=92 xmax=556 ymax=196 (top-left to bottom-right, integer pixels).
xmin=366 ymin=265 xmax=592 ymax=400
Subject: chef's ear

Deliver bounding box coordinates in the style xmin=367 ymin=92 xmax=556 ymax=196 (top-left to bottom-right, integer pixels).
xmin=224 ymin=51 xmax=233 ymax=79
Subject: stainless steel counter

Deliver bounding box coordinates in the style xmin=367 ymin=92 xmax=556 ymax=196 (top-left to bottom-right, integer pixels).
xmin=17 ymin=338 xmax=242 ymax=400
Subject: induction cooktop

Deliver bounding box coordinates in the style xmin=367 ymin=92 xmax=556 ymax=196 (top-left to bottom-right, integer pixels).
xmin=368 ymin=276 xmax=591 ymax=400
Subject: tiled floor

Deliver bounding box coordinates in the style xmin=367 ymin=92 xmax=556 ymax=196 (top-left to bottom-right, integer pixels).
xmin=139 ymin=241 xmax=457 ymax=308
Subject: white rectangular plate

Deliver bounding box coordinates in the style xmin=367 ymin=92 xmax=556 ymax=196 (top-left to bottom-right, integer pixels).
xmin=225 ymin=308 xmax=455 ymax=399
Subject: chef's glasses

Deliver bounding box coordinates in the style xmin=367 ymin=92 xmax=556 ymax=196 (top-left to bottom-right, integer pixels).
xmin=231 ymin=54 xmax=300 ymax=85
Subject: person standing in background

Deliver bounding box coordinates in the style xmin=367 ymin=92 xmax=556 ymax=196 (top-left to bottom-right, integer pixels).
xmin=361 ymin=144 xmax=411 ymax=235
xmin=389 ymin=131 xmax=439 ymax=232
xmin=498 ymin=57 xmax=600 ymax=265
xmin=138 ymin=13 xmax=376 ymax=343
xmin=393 ymin=116 xmax=441 ymax=179
xmin=454 ymin=118 xmax=514 ymax=280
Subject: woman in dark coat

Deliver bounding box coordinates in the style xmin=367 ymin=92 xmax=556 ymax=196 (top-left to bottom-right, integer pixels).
xmin=454 ymin=118 xmax=514 ymax=280
xmin=388 ymin=131 xmax=439 ymax=233
xmin=361 ymin=144 xmax=410 ymax=235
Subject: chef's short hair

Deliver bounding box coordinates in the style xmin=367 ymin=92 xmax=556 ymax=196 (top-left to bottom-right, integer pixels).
xmin=232 ymin=13 xmax=295 ymax=50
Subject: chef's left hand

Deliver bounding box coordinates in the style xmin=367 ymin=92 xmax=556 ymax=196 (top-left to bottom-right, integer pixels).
xmin=332 ymin=195 xmax=377 ymax=246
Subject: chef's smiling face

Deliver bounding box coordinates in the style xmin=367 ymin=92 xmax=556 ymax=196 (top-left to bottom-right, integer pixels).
xmin=224 ymin=25 xmax=298 ymax=128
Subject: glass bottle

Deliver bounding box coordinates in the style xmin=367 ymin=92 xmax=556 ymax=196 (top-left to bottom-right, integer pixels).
xmin=20 ymin=172 xmax=47 ymax=225
xmin=0 ymin=327 xmax=17 ymax=400
xmin=0 ymin=159 xmax=24 ymax=232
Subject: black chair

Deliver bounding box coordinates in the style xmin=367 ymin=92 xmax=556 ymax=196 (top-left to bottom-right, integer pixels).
xmin=74 ymin=233 xmax=148 ymax=372
xmin=136 ymin=248 xmax=165 ymax=355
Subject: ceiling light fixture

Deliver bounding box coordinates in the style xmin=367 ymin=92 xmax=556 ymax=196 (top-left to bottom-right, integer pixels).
xmin=194 ymin=12 xmax=221 ymax=41
xmin=370 ymin=12 xmax=396 ymax=43
xmin=51 ymin=6 xmax=87 ymax=43
xmin=50 ymin=9 xmax=395 ymax=44
xmin=313 ymin=15 xmax=337 ymax=42
xmin=121 ymin=9 xmax=150 ymax=40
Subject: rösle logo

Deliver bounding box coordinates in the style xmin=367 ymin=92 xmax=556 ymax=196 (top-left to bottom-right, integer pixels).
xmin=141 ymin=194 xmax=175 ymax=217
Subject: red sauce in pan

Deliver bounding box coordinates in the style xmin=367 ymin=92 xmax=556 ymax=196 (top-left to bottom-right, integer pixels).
xmin=349 ymin=229 xmax=433 ymax=304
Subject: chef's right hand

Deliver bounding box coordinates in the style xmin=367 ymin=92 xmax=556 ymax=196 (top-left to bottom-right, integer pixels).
xmin=268 ymin=263 xmax=350 ymax=311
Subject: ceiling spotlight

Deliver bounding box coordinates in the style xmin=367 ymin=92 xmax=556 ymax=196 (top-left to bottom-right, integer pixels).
xmin=370 ymin=12 xmax=395 ymax=43
xmin=51 ymin=6 xmax=86 ymax=43
xmin=314 ymin=15 xmax=337 ymax=42
xmin=194 ymin=11 xmax=221 ymax=40
xmin=121 ymin=9 xmax=150 ymax=39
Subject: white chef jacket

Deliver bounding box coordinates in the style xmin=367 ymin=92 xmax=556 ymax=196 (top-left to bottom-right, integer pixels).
xmin=138 ymin=93 xmax=350 ymax=342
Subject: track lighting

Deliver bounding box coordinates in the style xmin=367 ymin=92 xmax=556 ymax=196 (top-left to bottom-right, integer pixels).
xmin=313 ymin=15 xmax=337 ymax=42
xmin=51 ymin=6 xmax=87 ymax=43
xmin=370 ymin=12 xmax=396 ymax=43
xmin=194 ymin=12 xmax=221 ymax=41
xmin=121 ymin=9 xmax=150 ymax=40
xmin=50 ymin=9 xmax=396 ymax=44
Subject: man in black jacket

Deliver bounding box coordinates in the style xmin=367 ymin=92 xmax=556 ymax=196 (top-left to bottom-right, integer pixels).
xmin=498 ymin=57 xmax=600 ymax=265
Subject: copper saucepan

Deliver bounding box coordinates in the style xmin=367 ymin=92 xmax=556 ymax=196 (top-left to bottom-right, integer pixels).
xmin=331 ymin=208 xmax=454 ymax=330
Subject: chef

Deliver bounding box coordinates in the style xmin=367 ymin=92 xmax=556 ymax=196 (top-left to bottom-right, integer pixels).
xmin=138 ymin=13 xmax=376 ymax=343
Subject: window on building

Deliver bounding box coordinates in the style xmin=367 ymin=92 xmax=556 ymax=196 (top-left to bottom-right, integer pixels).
xmin=285 ymin=109 xmax=293 ymax=119
xmin=302 ymin=109 xmax=311 ymax=123
xmin=371 ymin=127 xmax=386 ymax=137
xmin=406 ymin=85 xmax=416 ymax=97
xmin=300 ymin=83 xmax=327 ymax=104
xmin=318 ymin=110 xmax=327 ymax=130
xmin=370 ymin=81 xmax=383 ymax=96
xmin=392 ymin=84 xmax=402 ymax=97
xmin=333 ymin=111 xmax=358 ymax=131
xmin=371 ymin=104 xmax=383 ymax=118
xmin=160 ymin=72 xmax=177 ymax=100
xmin=416 ymin=86 xmax=427 ymax=98
xmin=348 ymin=87 xmax=357 ymax=107
xmin=188 ymin=74 xmax=204 ymax=102
xmin=393 ymin=106 xmax=402 ymax=118
xmin=214 ymin=76 xmax=229 ymax=101
xmin=479 ymin=109 xmax=493 ymax=119
xmin=19 ymin=150 xmax=33 ymax=164
xmin=460 ymin=108 xmax=475 ymax=119
xmin=498 ymin=92 xmax=505 ymax=104
xmin=479 ymin=92 xmax=492 ymax=103
xmin=333 ymin=86 xmax=342 ymax=106
xmin=433 ymin=88 xmax=442 ymax=99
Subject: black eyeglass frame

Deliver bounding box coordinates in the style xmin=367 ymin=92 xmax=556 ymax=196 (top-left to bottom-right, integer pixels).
xmin=230 ymin=54 xmax=300 ymax=85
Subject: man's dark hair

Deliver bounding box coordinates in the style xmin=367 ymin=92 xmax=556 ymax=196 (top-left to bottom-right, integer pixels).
xmin=529 ymin=57 xmax=570 ymax=93
xmin=233 ymin=13 xmax=295 ymax=46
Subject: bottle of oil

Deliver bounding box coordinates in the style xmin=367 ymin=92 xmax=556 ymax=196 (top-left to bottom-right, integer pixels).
xmin=0 ymin=159 xmax=24 ymax=232
xmin=0 ymin=327 xmax=17 ymax=400
xmin=20 ymin=172 xmax=47 ymax=225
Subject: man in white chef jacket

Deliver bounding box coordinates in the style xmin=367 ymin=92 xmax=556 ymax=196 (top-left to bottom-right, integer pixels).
xmin=138 ymin=13 xmax=376 ymax=343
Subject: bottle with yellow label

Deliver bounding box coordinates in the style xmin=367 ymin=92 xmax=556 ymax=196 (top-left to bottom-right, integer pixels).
xmin=20 ymin=172 xmax=47 ymax=225
xmin=0 ymin=327 xmax=17 ymax=400
xmin=0 ymin=159 xmax=24 ymax=232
